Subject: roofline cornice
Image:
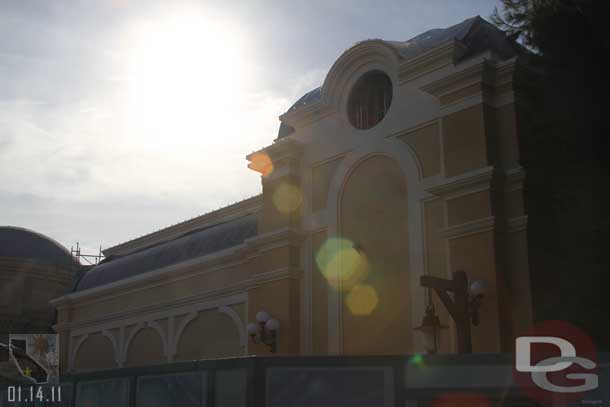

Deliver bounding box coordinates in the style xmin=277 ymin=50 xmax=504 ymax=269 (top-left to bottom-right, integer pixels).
xmin=398 ymin=39 xmax=468 ymax=84
xmin=246 ymin=138 xmax=303 ymax=164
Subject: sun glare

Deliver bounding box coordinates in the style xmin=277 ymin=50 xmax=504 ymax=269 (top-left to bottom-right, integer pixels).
xmin=125 ymin=12 xmax=246 ymax=151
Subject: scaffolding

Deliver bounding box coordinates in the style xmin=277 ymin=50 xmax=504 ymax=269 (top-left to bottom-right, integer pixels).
xmin=70 ymin=242 xmax=104 ymax=265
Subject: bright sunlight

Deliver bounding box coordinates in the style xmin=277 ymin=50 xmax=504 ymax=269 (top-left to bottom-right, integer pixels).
xmin=125 ymin=11 xmax=247 ymax=151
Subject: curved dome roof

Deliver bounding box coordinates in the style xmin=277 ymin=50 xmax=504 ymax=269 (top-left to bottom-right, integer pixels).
xmin=0 ymin=226 xmax=76 ymax=266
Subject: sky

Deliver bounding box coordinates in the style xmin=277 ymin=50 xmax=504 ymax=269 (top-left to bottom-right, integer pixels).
xmin=0 ymin=0 xmax=498 ymax=255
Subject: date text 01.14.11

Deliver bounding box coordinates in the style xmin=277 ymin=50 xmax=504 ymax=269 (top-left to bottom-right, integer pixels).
xmin=6 ymin=386 xmax=62 ymax=403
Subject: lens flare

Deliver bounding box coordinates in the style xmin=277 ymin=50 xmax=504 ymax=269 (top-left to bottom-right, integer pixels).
xmin=248 ymin=152 xmax=273 ymax=177
xmin=272 ymin=183 xmax=302 ymax=214
xmin=345 ymin=284 xmax=378 ymax=315
xmin=409 ymin=353 xmax=425 ymax=366
xmin=315 ymin=238 xmax=369 ymax=291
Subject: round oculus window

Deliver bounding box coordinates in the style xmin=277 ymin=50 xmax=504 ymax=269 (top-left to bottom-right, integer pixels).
xmin=347 ymin=70 xmax=392 ymax=130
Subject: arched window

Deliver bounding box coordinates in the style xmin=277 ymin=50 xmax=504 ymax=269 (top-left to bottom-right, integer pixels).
xmin=347 ymin=70 xmax=393 ymax=130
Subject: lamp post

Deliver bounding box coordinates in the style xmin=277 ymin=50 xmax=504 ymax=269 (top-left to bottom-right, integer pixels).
xmin=246 ymin=311 xmax=280 ymax=353
xmin=419 ymin=270 xmax=485 ymax=354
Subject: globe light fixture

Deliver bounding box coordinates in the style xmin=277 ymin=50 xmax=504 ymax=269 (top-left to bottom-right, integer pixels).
xmin=469 ymin=279 xmax=485 ymax=326
xmin=247 ymin=310 xmax=279 ymax=353
xmin=256 ymin=310 xmax=270 ymax=323
xmin=470 ymin=280 xmax=485 ymax=297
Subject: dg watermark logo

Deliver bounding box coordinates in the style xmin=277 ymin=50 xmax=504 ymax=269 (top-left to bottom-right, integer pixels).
xmin=513 ymin=320 xmax=599 ymax=406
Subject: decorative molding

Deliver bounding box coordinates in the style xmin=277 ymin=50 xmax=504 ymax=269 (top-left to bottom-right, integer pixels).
xmin=146 ymin=320 xmax=169 ymax=359
xmin=424 ymin=166 xmax=494 ymax=197
xmin=310 ymin=152 xmax=347 ymax=168
xmin=244 ymin=227 xmax=303 ymax=252
xmin=246 ymin=138 xmax=303 ymax=179
xmin=492 ymin=58 xmax=517 ymax=89
xmin=121 ymin=322 xmax=145 ymax=364
xmin=280 ymin=40 xmax=399 ymax=130
xmin=246 ymin=267 xmax=302 ymax=289
xmin=387 ymin=118 xmax=438 ymax=140
xmin=507 ymin=215 xmax=528 ymax=233
xmin=171 ymin=312 xmax=197 ymax=358
xmin=420 ymin=59 xmax=490 ymax=98
xmin=441 ymin=216 xmax=496 ymax=240
xmin=399 ymin=40 xmax=468 ymax=84
xmin=69 ymin=297 xmax=249 ymax=371
xmin=68 ymin=333 xmax=89 ymax=371
xmin=166 ymin=316 xmax=175 ymax=362
xmin=62 ymin=293 xmax=246 ymax=336
xmin=118 ymin=326 xmax=125 ymax=365
xmin=444 ymin=184 xmax=490 ymax=202
xmin=301 ymin=234 xmax=313 ymax=354
xmin=505 ymin=166 xmax=525 ymax=191
xmin=325 ymin=136 xmax=428 ymax=354
xmin=58 ymin=265 xmax=298 ymax=337
xmin=417 ymin=56 xmax=518 ymax=115
xmin=438 ymin=93 xmax=483 ymax=117
xmin=218 ymin=305 xmax=247 ymax=350
xmin=101 ymin=329 xmax=121 ymax=367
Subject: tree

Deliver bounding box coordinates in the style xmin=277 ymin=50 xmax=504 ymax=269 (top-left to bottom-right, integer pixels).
xmin=492 ymin=1 xmax=609 ymax=61
xmin=492 ymin=0 xmax=609 ymax=349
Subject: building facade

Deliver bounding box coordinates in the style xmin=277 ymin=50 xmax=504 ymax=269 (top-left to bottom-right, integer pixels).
xmin=51 ymin=16 xmax=532 ymax=373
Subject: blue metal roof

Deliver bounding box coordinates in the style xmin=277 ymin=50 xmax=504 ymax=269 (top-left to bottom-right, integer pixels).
xmin=286 ymin=87 xmax=322 ymax=113
xmin=75 ymin=214 xmax=258 ymax=291
xmin=277 ymin=16 xmax=519 ymax=139
xmin=0 ymin=226 xmax=76 ymax=267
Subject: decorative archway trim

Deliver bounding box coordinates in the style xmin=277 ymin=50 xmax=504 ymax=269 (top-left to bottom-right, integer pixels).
xmin=325 ymin=136 xmax=430 ymax=354
xmin=218 ymin=305 xmax=247 ymax=350
xmin=68 ymin=333 xmax=89 ymax=371
xmin=171 ymin=312 xmax=198 ymax=358
xmin=101 ymin=329 xmax=121 ymax=367
xmin=146 ymin=320 xmax=169 ymax=357
xmin=121 ymin=322 xmax=145 ymax=363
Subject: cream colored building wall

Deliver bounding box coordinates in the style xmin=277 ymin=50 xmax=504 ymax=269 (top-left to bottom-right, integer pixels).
xmin=176 ymin=307 xmax=244 ymax=361
xmin=339 ymin=155 xmax=411 ymax=354
xmin=274 ymin=43 xmax=531 ymax=355
xmin=72 ymin=333 xmax=117 ymax=372
xmin=53 ymin=201 xmax=303 ymax=372
xmin=310 ymin=230 xmax=329 ymax=354
xmin=53 ymin=237 xmax=258 ymax=372
xmin=59 ymin=298 xmax=248 ymax=372
xmin=125 ymin=327 xmax=165 ymax=367
xmin=68 ymin=263 xmax=250 ymax=322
